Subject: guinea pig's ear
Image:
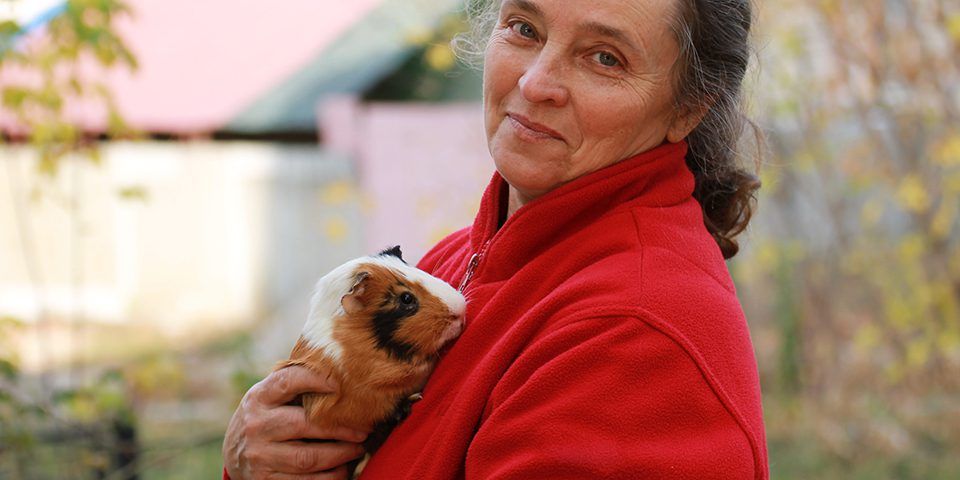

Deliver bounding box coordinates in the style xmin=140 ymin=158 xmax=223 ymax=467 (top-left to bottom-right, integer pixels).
xmin=341 ymin=270 xmax=370 ymax=314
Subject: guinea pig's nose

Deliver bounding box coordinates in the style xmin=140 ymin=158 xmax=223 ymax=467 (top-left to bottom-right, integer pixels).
xmin=436 ymin=317 xmax=465 ymax=350
xmin=451 ymin=299 xmax=467 ymax=320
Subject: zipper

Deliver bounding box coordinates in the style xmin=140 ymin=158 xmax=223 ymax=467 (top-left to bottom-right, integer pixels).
xmin=458 ymin=241 xmax=490 ymax=293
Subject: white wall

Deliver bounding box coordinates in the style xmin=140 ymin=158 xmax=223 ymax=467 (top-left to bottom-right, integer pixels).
xmin=1 ymin=141 xmax=364 ymax=366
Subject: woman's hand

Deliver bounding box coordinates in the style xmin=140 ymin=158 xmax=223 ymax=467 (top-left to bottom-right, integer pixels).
xmin=223 ymin=365 xmax=368 ymax=479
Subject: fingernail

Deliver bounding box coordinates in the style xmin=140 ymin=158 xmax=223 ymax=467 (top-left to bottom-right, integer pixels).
xmin=350 ymin=430 xmax=368 ymax=442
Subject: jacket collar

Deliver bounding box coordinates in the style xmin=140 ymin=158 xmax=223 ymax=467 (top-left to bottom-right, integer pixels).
xmin=469 ymin=140 xmax=693 ymax=271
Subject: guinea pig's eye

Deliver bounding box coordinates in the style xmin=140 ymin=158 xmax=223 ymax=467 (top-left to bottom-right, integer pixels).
xmin=399 ymin=292 xmax=416 ymax=306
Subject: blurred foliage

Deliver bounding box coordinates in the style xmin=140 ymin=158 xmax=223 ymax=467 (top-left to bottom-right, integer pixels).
xmin=364 ymin=12 xmax=482 ymax=102
xmin=0 ymin=1 xmax=148 ymax=478
xmin=0 ymin=319 xmax=139 ymax=479
xmin=0 ymin=0 xmax=138 ymax=175
xmin=738 ymin=0 xmax=960 ymax=476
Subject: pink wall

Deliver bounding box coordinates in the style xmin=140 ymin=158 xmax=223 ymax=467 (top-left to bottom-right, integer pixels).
xmin=320 ymin=98 xmax=493 ymax=263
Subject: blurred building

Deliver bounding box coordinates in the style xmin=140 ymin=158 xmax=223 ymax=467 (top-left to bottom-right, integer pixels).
xmin=0 ymin=0 xmax=490 ymax=368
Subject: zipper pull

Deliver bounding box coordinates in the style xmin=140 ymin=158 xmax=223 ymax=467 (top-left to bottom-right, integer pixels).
xmin=458 ymin=252 xmax=482 ymax=292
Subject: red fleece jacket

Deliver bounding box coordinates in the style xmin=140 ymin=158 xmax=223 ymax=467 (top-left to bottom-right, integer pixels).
xmin=359 ymin=141 xmax=768 ymax=479
xmin=225 ymin=141 xmax=768 ymax=479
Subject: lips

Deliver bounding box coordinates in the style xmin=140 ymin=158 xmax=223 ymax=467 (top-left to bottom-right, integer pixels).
xmin=506 ymin=113 xmax=564 ymax=141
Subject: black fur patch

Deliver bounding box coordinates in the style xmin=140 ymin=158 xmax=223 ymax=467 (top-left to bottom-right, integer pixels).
xmin=371 ymin=291 xmax=420 ymax=362
xmin=364 ymin=394 xmax=421 ymax=453
xmin=378 ymin=245 xmax=405 ymax=263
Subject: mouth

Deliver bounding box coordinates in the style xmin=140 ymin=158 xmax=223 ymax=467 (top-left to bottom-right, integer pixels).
xmin=506 ymin=113 xmax=564 ymax=142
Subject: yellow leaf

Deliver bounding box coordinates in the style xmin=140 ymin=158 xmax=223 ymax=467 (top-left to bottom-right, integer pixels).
xmin=323 ymin=217 xmax=349 ymax=243
xmin=318 ymin=181 xmax=355 ymax=205
xmin=896 ymin=175 xmax=931 ymax=213
xmin=931 ymin=198 xmax=956 ymax=239
xmin=854 ymin=324 xmax=881 ymax=352
xmin=117 ymin=186 xmax=148 ymax=202
xmin=759 ymin=167 xmax=781 ymax=195
xmin=934 ymin=134 xmax=960 ymax=166
xmin=425 ymin=44 xmax=455 ymax=71
xmin=887 ymin=295 xmax=913 ymax=330
xmin=952 ymin=245 xmax=960 ymax=277
xmin=948 ymin=14 xmax=960 ymax=42
xmin=936 ymin=328 xmax=960 ymax=354
xmin=37 ymin=151 xmax=60 ymax=177
xmin=779 ymin=29 xmax=805 ymax=56
xmin=884 ymin=362 xmax=905 ymax=384
xmin=86 ymin=147 xmax=103 ymax=166
xmin=934 ymin=284 xmax=958 ymax=328
xmin=755 ymin=241 xmax=780 ymax=274
xmin=946 ymin=172 xmax=960 ymax=195
xmin=0 ymin=316 xmax=24 ymax=328
xmin=905 ymin=339 xmax=930 ymax=369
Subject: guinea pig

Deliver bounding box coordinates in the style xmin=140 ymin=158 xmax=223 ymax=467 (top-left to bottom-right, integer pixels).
xmin=276 ymin=246 xmax=466 ymax=450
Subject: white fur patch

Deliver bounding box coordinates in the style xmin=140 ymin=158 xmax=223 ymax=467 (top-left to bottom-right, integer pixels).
xmin=301 ymin=258 xmax=364 ymax=362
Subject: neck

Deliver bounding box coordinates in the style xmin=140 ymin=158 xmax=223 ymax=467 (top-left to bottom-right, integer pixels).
xmin=506 ymin=187 xmax=525 ymax=220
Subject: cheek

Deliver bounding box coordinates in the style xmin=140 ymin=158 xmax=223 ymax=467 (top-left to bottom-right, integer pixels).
xmin=578 ymin=93 xmax=673 ymax=151
xmin=483 ymin=43 xmax=521 ymax=110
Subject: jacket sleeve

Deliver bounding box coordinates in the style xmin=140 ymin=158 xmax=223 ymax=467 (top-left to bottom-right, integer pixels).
xmin=465 ymin=315 xmax=758 ymax=480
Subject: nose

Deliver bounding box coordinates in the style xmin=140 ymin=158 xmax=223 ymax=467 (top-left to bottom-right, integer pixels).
xmin=518 ymin=48 xmax=569 ymax=106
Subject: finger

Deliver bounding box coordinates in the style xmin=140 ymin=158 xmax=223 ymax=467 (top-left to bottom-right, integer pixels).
xmin=256 ymin=365 xmax=339 ymax=406
xmin=262 ymin=440 xmax=365 ymax=475
xmin=264 ymin=406 xmax=368 ymax=443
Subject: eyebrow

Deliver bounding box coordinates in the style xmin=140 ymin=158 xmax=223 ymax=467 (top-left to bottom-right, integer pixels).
xmin=501 ymin=0 xmax=644 ymax=54
xmin=581 ymin=21 xmax=644 ymax=55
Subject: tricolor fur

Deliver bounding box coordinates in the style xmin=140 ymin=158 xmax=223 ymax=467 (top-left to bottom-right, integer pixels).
xmin=276 ymin=247 xmax=466 ymax=435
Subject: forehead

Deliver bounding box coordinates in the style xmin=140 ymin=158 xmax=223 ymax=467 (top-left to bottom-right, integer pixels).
xmin=499 ymin=0 xmax=679 ymax=35
xmin=498 ymin=0 xmax=680 ymax=67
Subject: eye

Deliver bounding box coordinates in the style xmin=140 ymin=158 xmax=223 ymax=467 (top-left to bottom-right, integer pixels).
xmin=509 ymin=21 xmax=537 ymax=39
xmin=592 ymin=51 xmax=622 ymax=68
xmin=399 ymin=292 xmax=416 ymax=306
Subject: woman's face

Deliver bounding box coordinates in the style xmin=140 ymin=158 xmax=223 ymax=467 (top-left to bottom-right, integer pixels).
xmin=483 ymin=0 xmax=692 ymax=211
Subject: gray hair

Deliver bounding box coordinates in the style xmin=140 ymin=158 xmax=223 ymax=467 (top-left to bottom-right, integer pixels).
xmin=450 ymin=0 xmax=499 ymax=69
xmin=671 ymin=0 xmax=761 ymax=259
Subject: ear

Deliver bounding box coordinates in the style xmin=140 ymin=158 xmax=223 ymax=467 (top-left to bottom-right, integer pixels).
xmin=341 ymin=270 xmax=370 ymax=314
xmin=666 ymin=101 xmax=710 ymax=143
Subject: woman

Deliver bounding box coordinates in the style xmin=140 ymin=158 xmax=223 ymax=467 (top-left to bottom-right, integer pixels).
xmin=223 ymin=0 xmax=768 ymax=478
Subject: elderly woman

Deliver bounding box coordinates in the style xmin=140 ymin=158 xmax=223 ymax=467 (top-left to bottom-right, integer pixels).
xmin=223 ymin=0 xmax=768 ymax=478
